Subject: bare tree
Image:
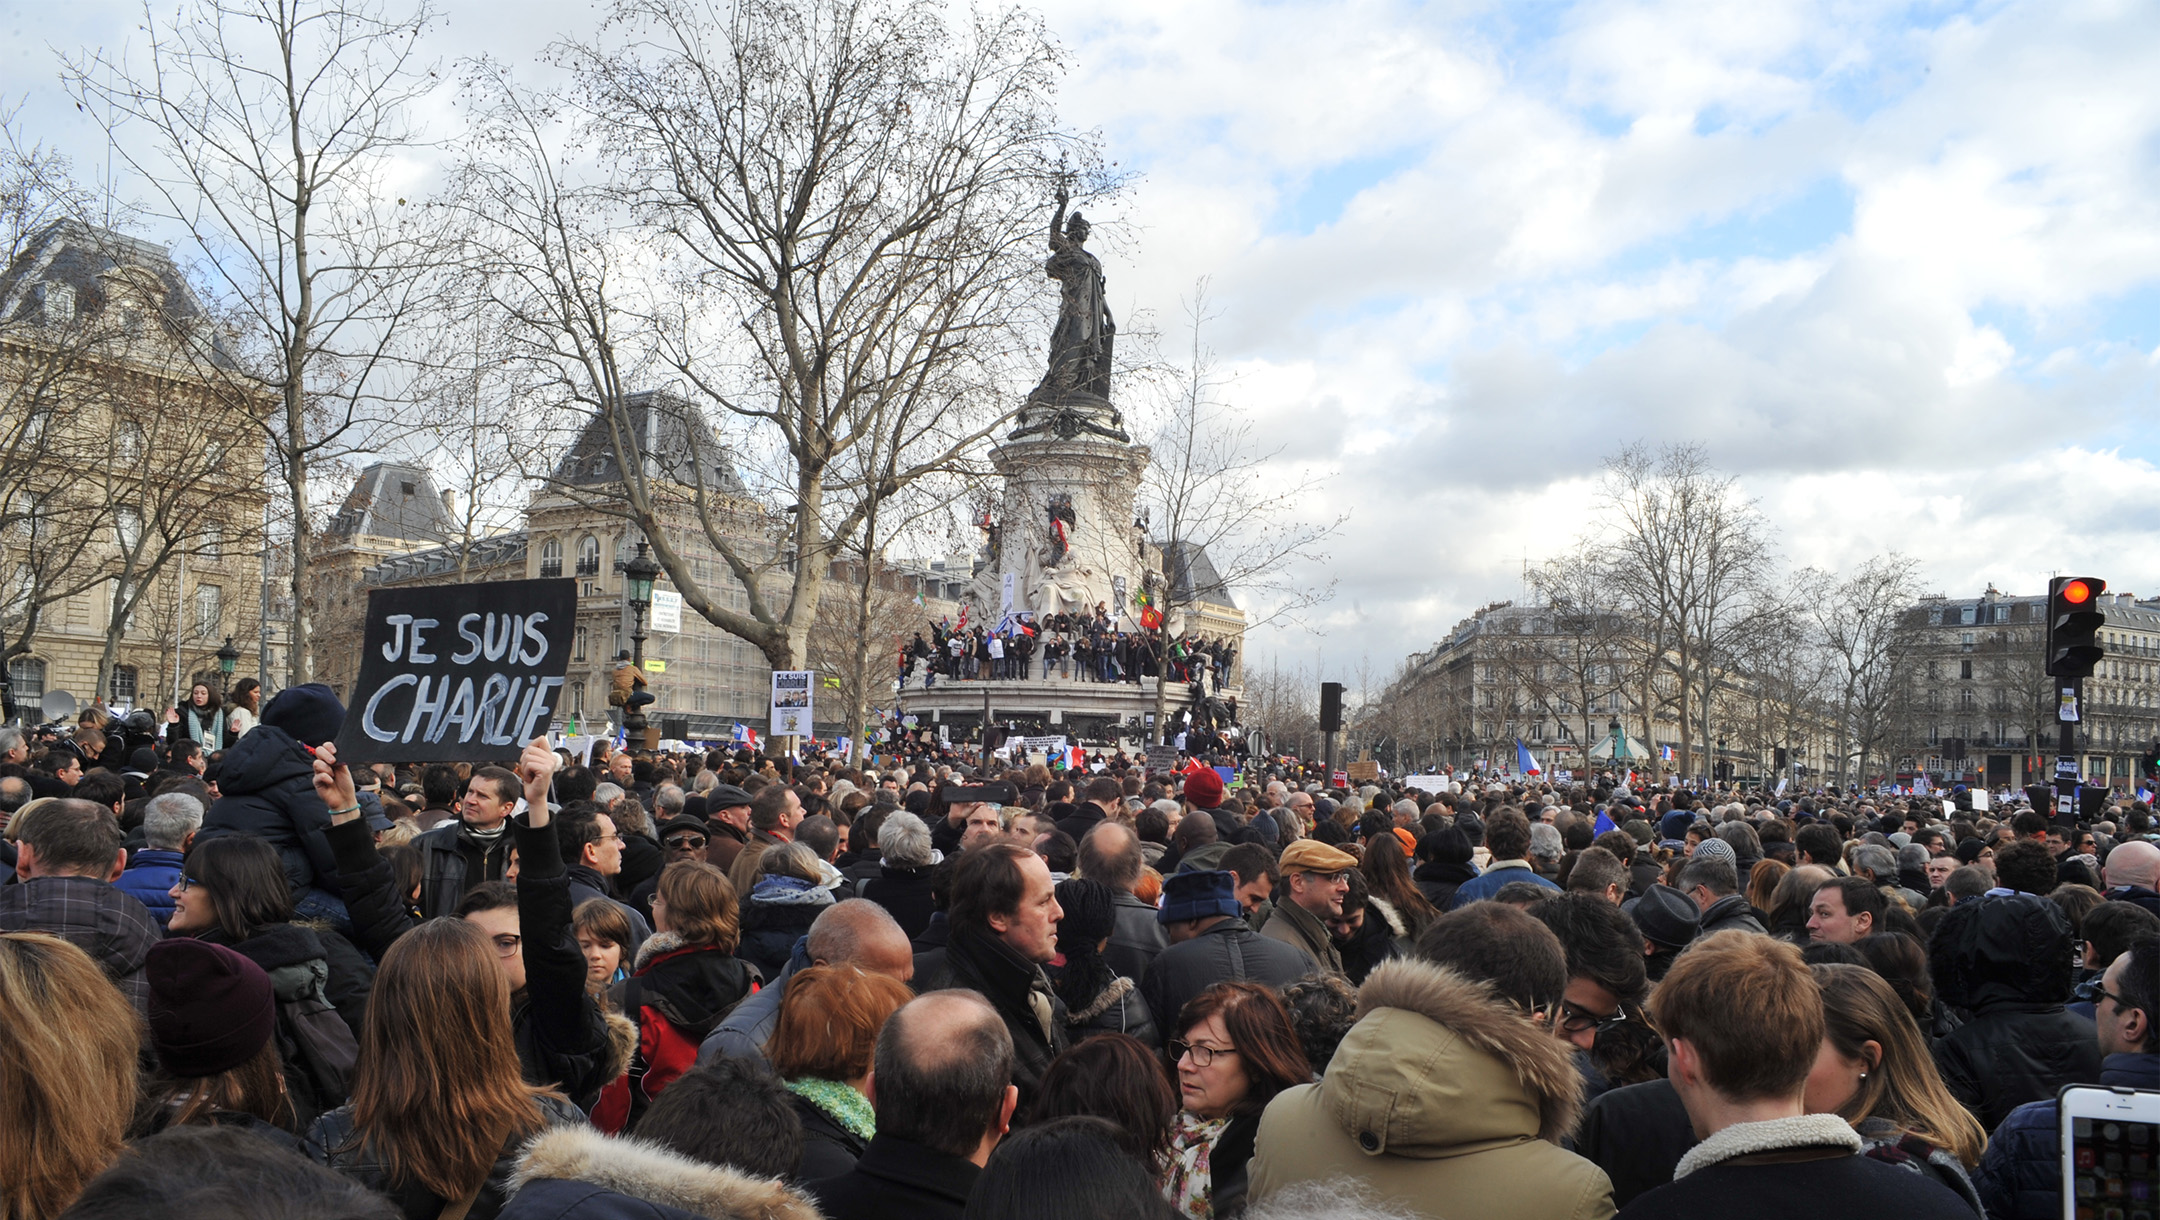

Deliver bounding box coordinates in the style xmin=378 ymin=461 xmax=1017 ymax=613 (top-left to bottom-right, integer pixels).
xmin=1796 ymin=554 xmax=1923 ymax=787
xmin=1137 ymin=283 xmax=1344 ymax=743
xmin=67 ymin=0 xmax=447 ymax=683
xmin=1589 ymin=443 xmax=1777 ymax=779
xmin=1526 ymin=546 xmax=1636 ymax=765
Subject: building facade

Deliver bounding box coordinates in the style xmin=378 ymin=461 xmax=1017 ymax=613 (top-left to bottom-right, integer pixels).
xmin=0 ymin=220 xmax=272 ymax=716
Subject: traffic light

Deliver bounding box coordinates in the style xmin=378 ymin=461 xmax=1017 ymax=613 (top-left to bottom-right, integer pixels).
xmin=1318 ymin=682 xmax=1344 ymax=733
xmin=2046 ymin=576 xmax=2107 ymax=679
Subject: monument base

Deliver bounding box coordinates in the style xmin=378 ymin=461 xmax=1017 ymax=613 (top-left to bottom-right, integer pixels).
xmin=895 ymin=674 xmax=1238 ymax=747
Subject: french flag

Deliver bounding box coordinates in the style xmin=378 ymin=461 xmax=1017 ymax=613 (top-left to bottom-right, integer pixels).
xmin=1515 ymin=740 xmax=1541 ymax=776
xmin=732 ymin=724 xmax=759 ymax=749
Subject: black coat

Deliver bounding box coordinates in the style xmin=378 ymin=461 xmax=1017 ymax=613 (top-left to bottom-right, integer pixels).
xmin=1570 ymin=1078 xmax=1697 ymax=1209
xmin=1412 ymin=860 xmax=1476 ymax=911
xmin=1063 ymin=974 xmax=1159 ymax=1049
xmin=1616 ymin=1140 xmax=1975 ymax=1220
xmin=414 ymin=819 xmax=516 ymax=920
xmin=807 ymin=1135 xmax=979 ymax=1220
xmin=791 ymin=1092 xmax=869 ymax=1182
xmin=1138 ymin=917 xmax=1316 ymax=1037
xmin=615 ymin=832 xmax=663 ymax=901
xmin=198 ymin=725 xmax=341 ymax=899
xmin=1104 ymin=891 xmax=1168 ymax=982
xmin=860 ymin=865 xmax=937 ymax=940
xmin=739 ymin=895 xmax=827 ymax=981
xmin=1929 ymin=893 xmax=2103 ymax=1131
xmin=912 ymin=927 xmax=1068 ymax=1117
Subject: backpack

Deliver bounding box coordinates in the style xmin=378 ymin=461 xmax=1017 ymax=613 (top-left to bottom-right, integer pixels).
xmin=265 ymin=960 xmax=359 ymax=1114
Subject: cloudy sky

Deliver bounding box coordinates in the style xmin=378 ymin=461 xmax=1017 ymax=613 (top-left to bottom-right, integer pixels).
xmin=9 ymin=0 xmax=2160 ymax=686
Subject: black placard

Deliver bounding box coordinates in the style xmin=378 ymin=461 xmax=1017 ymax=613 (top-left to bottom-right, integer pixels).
xmin=332 ymin=578 xmax=578 ymax=764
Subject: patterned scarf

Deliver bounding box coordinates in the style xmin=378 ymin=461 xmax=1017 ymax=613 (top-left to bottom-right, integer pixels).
xmin=786 ymin=1077 xmax=876 ymax=1142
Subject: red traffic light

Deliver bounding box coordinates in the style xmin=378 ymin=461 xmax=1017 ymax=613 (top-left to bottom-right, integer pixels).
xmin=2061 ymin=580 xmax=2093 ymax=605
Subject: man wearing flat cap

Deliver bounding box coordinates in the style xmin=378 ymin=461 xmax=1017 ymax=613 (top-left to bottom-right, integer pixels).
xmin=1261 ymin=839 xmax=1359 ymax=975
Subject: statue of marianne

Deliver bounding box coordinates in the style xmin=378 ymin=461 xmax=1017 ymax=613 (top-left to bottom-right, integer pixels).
xmin=1038 ymin=185 xmax=1115 ymax=400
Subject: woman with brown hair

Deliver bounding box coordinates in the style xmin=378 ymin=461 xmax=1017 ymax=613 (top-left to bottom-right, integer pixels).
xmin=1747 ymin=855 xmax=1790 ymax=920
xmin=1031 ymin=1032 xmax=1180 ymax=1175
xmin=766 ymin=964 xmax=915 ymax=1181
xmin=1767 ymin=862 xmax=1834 ymax=941
xmin=134 ymin=937 xmax=303 ymax=1154
xmin=309 ymin=918 xmax=580 ymax=1219
xmin=0 ymin=933 xmax=142 ymax=1220
xmin=225 ymin=677 xmax=262 ymax=738
xmin=593 ymin=859 xmax=759 ymax=1133
xmin=1164 ymin=982 xmax=1313 ymax=1220
xmin=1806 ymin=963 xmax=1988 ymax=1212
xmin=1359 ymin=834 xmax=1439 ymax=944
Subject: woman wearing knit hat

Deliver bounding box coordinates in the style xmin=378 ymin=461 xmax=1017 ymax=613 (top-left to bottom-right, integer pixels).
xmin=1049 ymin=877 xmax=1159 ymax=1048
xmin=136 ymin=937 xmax=309 ymax=1156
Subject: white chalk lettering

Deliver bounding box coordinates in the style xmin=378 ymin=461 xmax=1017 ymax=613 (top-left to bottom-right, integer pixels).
xmin=472 ymin=674 xmax=512 ymax=745
xmin=517 ymin=677 xmax=564 ymax=742
xmin=402 ymin=675 xmax=449 ymax=743
xmin=409 ymin=618 xmax=439 ymax=664
xmin=431 ymin=677 xmax=478 ymax=744
xmin=451 ymin=614 xmax=485 ymax=665
xmin=361 ymin=674 xmax=419 ymax=742
xmin=382 ymin=614 xmax=414 ymax=662
xmin=516 ymin=613 xmax=550 ymax=666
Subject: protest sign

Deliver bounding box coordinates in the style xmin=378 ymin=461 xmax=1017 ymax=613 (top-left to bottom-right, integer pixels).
xmin=335 ymin=579 xmax=577 ymax=765
xmin=1403 ymin=775 xmax=1451 ymax=794
xmin=1347 ymin=760 xmax=1381 ymax=782
xmin=1145 ymin=744 xmax=1179 ymax=774
xmin=770 ymin=670 xmax=814 ymax=736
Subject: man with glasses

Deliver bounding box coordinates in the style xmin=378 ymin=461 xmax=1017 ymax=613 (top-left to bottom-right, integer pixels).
xmin=1528 ymin=892 xmax=1649 ymax=1053
xmin=559 ymin=801 xmax=651 ymax=959
xmin=1972 ymin=936 xmax=2158 ymax=1220
xmin=1260 ymin=839 xmax=1357 ymax=975
xmin=628 ymin=813 xmax=711 ymax=922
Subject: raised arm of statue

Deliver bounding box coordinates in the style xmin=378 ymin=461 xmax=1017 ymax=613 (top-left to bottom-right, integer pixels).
xmin=1049 ymin=186 xmax=1070 ymax=252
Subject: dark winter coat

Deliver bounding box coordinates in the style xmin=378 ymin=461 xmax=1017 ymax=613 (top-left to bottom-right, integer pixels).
xmin=1412 ymin=859 xmax=1476 ymax=910
xmin=502 ymin=1125 xmax=823 ymax=1220
xmin=1138 ymin=916 xmax=1317 ymax=1037
xmin=1063 ymin=973 xmax=1159 ymax=1048
xmin=568 ymin=864 xmax=650 ymax=961
xmin=738 ymin=876 xmax=835 ymax=980
xmin=806 ymin=1134 xmax=980 ymax=1220
xmin=1615 ymin=1115 xmax=1974 ymax=1220
xmin=912 ymin=926 xmax=1069 ymax=1116
xmin=1929 ymin=893 xmax=2103 ymax=1131
xmin=196 ymin=919 xmax=372 ymax=1123
xmin=790 ymin=1091 xmax=869 ymax=1181
xmin=1972 ymin=1052 xmax=2158 ymax=1220
xmin=414 ymin=819 xmax=517 ymax=920
xmin=860 ymin=864 xmax=937 ymax=939
xmin=1570 ymin=1078 xmax=1696 ymax=1209
xmin=1697 ymin=893 xmax=1767 ymax=938
xmin=0 ymin=875 xmax=160 ymax=1011
xmin=697 ymin=940 xmax=806 ymax=1068
xmin=116 ymin=848 xmax=185 ymax=929
xmin=311 ymin=1094 xmax=586 ymax=1220
xmin=606 ymin=934 xmax=760 ymax=1129
xmin=197 ymin=725 xmax=341 ymax=899
xmin=615 ymin=832 xmax=663 ymax=902
xmin=1104 ymin=890 xmax=1169 ymax=982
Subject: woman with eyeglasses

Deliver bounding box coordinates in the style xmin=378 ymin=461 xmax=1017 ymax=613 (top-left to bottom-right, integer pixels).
xmin=168 ymin=833 xmax=371 ymax=1125
xmin=1163 ymin=982 xmax=1312 ymax=1220
xmin=1806 ymin=964 xmax=1987 ymax=1214
xmin=592 ymin=859 xmax=759 ymax=1133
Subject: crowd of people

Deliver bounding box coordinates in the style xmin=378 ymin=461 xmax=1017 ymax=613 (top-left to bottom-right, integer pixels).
xmin=903 ymin=612 xmax=1236 ymax=690
xmin=1 ymin=681 xmax=2155 ymax=1220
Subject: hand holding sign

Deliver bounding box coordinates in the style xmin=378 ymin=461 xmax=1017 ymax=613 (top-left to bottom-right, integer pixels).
xmin=517 ymin=737 xmax=558 ymax=828
xmin=312 ymin=741 xmax=361 ymax=825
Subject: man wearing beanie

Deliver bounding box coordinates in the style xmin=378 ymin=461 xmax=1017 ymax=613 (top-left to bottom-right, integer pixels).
xmin=1262 ymin=840 xmax=1359 ymax=975
xmin=1140 ymin=869 xmax=1316 ymax=1029
xmin=140 ymin=938 xmax=308 ymax=1150
xmin=198 ymin=683 xmax=350 ymax=923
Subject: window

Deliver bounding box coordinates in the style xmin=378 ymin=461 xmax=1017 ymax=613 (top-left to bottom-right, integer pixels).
xmin=1928 ymin=606 xmax=1943 ymax=625
xmin=115 ymin=507 xmax=142 ymax=552
xmin=109 ymin=665 xmax=137 ymax=702
xmin=569 ymin=681 xmax=585 ymax=715
xmin=577 ymin=535 xmax=600 ymax=576
xmin=1960 ymin=659 xmax=1972 ymax=680
xmin=199 ymin=522 xmax=222 ymax=561
xmin=115 ymin=423 xmax=144 ymax=462
xmin=2 ymin=564 xmax=31 ymax=620
xmin=575 ymin=626 xmax=589 ymax=661
xmin=6 ymin=492 xmax=37 ymax=541
xmin=539 ymin=538 xmax=563 ymax=579
xmin=1960 ymin=632 xmax=1974 ymax=651
xmin=612 ymin=625 xmax=622 ymax=658
xmin=1960 ymin=606 xmax=1976 ymax=625
xmin=194 ymin=584 xmax=222 ymax=637
xmin=1993 ymin=605 xmax=2010 ymax=623
xmin=8 ymin=656 xmax=44 ymax=700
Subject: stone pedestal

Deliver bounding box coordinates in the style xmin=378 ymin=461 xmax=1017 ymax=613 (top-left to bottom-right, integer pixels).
xmin=966 ymin=397 xmax=1150 ymax=623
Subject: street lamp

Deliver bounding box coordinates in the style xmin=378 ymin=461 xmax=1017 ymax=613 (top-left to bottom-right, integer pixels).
xmin=216 ymin=637 xmax=239 ymax=678
xmin=621 ymin=541 xmax=663 ymax=733
xmin=1608 ymin=717 xmax=1625 ymax=772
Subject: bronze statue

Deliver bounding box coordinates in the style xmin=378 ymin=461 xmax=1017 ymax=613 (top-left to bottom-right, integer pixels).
xmin=1039 ymin=185 xmax=1115 ymax=400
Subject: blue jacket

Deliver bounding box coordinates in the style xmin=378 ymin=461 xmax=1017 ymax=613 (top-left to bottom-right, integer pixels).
xmin=1446 ymin=860 xmax=1558 ymax=908
xmin=1972 ymin=1052 xmax=2158 ymax=1220
xmin=116 ymin=849 xmax=185 ymax=929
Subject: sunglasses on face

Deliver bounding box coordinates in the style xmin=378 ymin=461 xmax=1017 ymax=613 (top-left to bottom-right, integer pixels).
xmin=666 ymin=835 xmax=707 ymax=849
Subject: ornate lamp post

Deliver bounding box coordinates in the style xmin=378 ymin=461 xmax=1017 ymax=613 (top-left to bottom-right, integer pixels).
xmin=622 ymin=542 xmax=662 ymax=734
xmin=216 ymin=637 xmax=240 ymax=680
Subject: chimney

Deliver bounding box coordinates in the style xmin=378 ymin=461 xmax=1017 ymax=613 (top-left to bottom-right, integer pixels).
xmin=442 ymin=489 xmax=458 ymax=519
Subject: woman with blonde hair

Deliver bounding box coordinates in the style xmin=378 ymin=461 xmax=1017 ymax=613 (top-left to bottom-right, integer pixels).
xmin=1806 ymin=963 xmax=1988 ymax=1212
xmin=594 ymin=860 xmax=758 ymax=1133
xmin=0 ymin=932 xmax=142 ymax=1219
xmin=310 ymin=918 xmax=579 ymax=1219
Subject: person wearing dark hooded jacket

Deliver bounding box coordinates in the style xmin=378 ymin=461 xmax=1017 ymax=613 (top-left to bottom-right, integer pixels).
xmin=737 ymin=843 xmax=838 ymax=981
xmin=1049 ymin=878 xmax=1159 ymax=1048
xmin=196 ymin=683 xmax=348 ymax=921
xmin=1412 ymin=827 xmax=1478 ymax=911
xmin=1929 ymin=892 xmax=2104 ymax=1132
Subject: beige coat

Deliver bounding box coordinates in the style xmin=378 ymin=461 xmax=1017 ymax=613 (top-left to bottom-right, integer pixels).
xmin=1258 ymin=893 xmax=1342 ymax=975
xmin=1249 ymin=958 xmax=1615 ymax=1220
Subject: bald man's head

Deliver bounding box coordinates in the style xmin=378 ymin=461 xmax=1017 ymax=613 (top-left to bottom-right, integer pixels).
xmin=1077 ymin=820 xmax=1144 ymax=891
xmin=2105 ymin=841 xmax=2160 ymax=892
xmin=805 ymin=899 xmax=915 ymax=983
xmin=870 ymin=991 xmax=1016 ymax=1159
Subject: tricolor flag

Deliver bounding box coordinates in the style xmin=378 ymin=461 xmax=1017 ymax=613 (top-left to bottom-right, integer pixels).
xmin=732 ymin=723 xmax=760 ymax=749
xmin=1660 ymin=745 xmax=1674 ymax=762
xmin=1515 ymin=739 xmax=1541 ymax=776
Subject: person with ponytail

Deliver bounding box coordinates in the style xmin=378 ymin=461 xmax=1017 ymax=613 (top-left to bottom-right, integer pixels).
xmin=1049 ymin=877 xmax=1158 ymax=1048
xmin=309 ymin=917 xmax=583 ymax=1219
